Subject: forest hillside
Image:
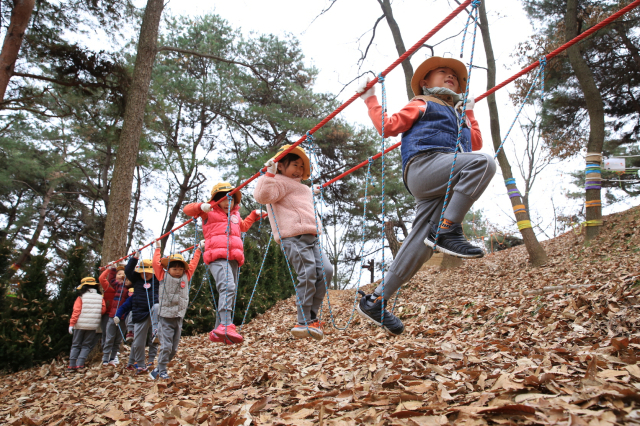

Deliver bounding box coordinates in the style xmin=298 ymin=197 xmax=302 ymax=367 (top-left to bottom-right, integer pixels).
xmin=1 ymin=205 xmax=639 ymax=425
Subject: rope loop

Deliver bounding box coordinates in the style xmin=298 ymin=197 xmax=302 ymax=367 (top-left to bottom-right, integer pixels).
xmin=377 ymin=73 xmax=385 ymax=83
xmin=368 ymin=157 xmax=374 ymax=164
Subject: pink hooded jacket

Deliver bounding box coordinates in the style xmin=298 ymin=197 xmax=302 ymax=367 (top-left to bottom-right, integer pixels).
xmin=183 ymin=203 xmax=260 ymax=266
xmin=253 ymin=173 xmax=321 ymax=244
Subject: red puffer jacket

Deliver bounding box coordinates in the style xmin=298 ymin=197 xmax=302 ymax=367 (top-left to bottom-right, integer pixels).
xmin=183 ymin=203 xmax=260 ymax=266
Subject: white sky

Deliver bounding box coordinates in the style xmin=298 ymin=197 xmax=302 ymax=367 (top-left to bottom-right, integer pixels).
xmin=128 ymin=0 xmax=638 ymax=262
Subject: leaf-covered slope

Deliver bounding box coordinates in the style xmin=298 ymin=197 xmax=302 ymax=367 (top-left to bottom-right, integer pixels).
xmin=2 ymin=206 xmax=640 ymax=425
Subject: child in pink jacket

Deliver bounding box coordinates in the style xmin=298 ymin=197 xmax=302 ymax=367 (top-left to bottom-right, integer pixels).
xmin=183 ymin=182 xmax=263 ymax=344
xmin=254 ymin=144 xmax=334 ymax=341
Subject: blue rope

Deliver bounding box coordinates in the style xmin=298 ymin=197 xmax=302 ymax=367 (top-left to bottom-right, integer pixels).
xmin=378 ymin=72 xmax=388 ymax=325
xmin=504 ymin=178 xmax=516 ymax=186
xmin=239 ymin=233 xmax=273 ymax=331
xmin=494 ymin=56 xmax=546 ymax=158
xmin=432 ymin=0 xmax=480 ymax=250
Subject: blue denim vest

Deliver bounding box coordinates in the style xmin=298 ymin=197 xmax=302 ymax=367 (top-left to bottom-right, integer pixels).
xmin=400 ymin=96 xmax=471 ymax=171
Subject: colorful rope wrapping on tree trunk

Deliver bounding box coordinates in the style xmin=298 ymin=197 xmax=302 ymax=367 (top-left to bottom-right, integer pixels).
xmin=508 ymin=188 xmax=522 ymax=199
xmin=585 ymin=200 xmax=601 ymax=207
xmin=585 ymin=220 xmax=603 ymax=227
xmin=585 ymin=162 xmax=602 ymax=190
xmin=504 ymin=178 xmax=516 ymax=185
xmin=517 ymin=220 xmax=532 ymax=230
xmin=512 ymin=204 xmax=527 ymax=215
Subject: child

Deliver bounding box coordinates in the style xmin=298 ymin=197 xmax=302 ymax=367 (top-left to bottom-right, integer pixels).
xmin=98 ymin=261 xmax=130 ymax=366
xmin=183 ymin=182 xmax=264 ymax=344
xmin=254 ymin=145 xmax=334 ymax=341
xmin=148 ymin=242 xmax=202 ymax=380
xmin=355 ymin=57 xmax=496 ymax=335
xmin=114 ymin=254 xmax=159 ymax=374
xmin=68 ymin=277 xmax=106 ymax=370
xmin=125 ymin=284 xmax=134 ymax=343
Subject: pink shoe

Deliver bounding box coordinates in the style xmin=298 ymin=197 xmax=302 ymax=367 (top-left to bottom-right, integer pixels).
xmin=213 ymin=324 xmax=243 ymax=344
xmin=209 ymin=329 xmax=233 ymax=345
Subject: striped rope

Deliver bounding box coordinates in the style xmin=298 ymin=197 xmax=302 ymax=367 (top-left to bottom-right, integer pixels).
xmin=512 ymin=204 xmax=526 ymax=215
xmin=504 ymin=178 xmax=516 ymax=185
xmin=585 ymin=200 xmax=601 ymax=207
xmin=508 ymin=189 xmax=522 ymax=199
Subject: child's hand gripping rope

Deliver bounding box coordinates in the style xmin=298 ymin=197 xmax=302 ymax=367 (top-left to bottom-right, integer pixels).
xmin=356 ymin=77 xmax=376 ymax=100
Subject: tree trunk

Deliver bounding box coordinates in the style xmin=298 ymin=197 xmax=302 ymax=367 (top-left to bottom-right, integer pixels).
xmin=100 ymin=0 xmax=165 ymax=265
xmin=126 ymin=166 xmax=142 ymax=255
xmin=565 ymin=0 xmax=605 ymax=242
xmin=377 ymin=0 xmax=414 ymax=100
xmin=384 ymin=221 xmax=400 ymax=258
xmin=0 ymin=0 xmax=35 ymax=102
xmin=478 ymin=1 xmax=547 ymax=266
xmin=5 ymin=185 xmax=54 ymax=278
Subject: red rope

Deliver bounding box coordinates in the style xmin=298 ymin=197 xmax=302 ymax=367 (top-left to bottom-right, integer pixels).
xmin=103 ymin=2 xmax=470 ymax=268
xmin=105 ymin=0 xmax=640 ymax=269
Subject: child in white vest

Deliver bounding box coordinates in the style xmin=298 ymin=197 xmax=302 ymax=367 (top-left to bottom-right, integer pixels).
xmin=68 ymin=277 xmax=106 ymax=371
xmin=148 ymin=242 xmax=202 ymax=380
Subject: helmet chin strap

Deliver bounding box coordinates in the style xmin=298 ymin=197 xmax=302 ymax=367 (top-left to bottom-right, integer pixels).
xmin=421 ymin=86 xmax=462 ymax=104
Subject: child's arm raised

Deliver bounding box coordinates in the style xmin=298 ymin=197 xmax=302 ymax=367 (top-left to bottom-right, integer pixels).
xmin=365 ymin=96 xmax=425 ymax=137
xmin=183 ymin=202 xmax=209 ymax=220
xmin=152 ymin=242 xmax=165 ymax=281
xmin=99 ymin=268 xmax=111 ymax=292
xmin=466 ymin=108 xmax=483 ymax=151
xmin=239 ymin=210 xmax=267 ymax=233
xmin=254 ymin=173 xmax=287 ymax=205
xmin=186 ymin=246 xmax=202 ymax=280
xmin=124 ymin=256 xmax=138 ymax=281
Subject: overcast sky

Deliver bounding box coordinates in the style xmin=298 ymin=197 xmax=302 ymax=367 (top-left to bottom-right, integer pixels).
xmin=129 ymin=0 xmax=638 ymax=249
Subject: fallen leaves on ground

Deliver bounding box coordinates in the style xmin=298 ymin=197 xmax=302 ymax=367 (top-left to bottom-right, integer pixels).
xmin=2 ymin=206 xmax=640 ymax=425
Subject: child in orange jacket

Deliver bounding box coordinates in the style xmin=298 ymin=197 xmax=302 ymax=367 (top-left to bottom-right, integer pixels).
xmin=68 ymin=277 xmax=106 ymax=370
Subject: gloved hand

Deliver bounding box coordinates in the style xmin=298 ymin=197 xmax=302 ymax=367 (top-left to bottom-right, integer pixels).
xmin=198 ymin=240 xmax=205 ymax=250
xmin=465 ymin=95 xmax=475 ymax=111
xmin=155 ymin=240 xmax=161 ymax=249
xmin=356 ymin=77 xmax=375 ymax=100
xmin=264 ymin=158 xmax=278 ymax=175
xmin=253 ymin=210 xmax=267 ymax=218
xmin=69 ymin=326 xmax=74 ymax=334
xmin=201 ymin=203 xmax=212 ymax=213
xmin=313 ymin=184 xmax=322 ymax=195
xmin=113 ymin=317 xmax=120 ymax=325
xmin=134 ymin=250 xmax=141 ymax=259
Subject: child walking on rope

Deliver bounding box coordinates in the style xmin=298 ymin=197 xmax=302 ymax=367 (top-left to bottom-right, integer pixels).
xmin=254 ymin=145 xmax=334 ymax=341
xmin=183 ymin=182 xmax=264 ymax=344
xmin=148 ymin=243 xmax=202 ymax=380
xmin=114 ymin=253 xmax=160 ymax=374
xmin=98 ymin=261 xmax=130 ymax=366
xmin=68 ymin=277 xmax=106 ymax=371
xmin=356 ymin=57 xmax=496 ymax=336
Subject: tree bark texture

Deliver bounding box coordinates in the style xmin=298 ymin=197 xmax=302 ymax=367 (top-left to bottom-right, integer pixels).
xmin=0 ymin=0 xmax=35 ymax=102
xmin=377 ymin=0 xmax=414 ymax=100
xmin=100 ymin=0 xmax=165 ymax=265
xmin=384 ymin=221 xmax=400 ymax=259
xmin=565 ymin=0 xmax=604 ymax=241
xmin=126 ymin=166 xmax=142 ymax=255
xmin=478 ymin=1 xmax=548 ymax=266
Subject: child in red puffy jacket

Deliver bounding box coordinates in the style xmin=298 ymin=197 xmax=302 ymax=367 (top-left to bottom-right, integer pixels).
xmin=183 ymin=182 xmax=264 ymax=344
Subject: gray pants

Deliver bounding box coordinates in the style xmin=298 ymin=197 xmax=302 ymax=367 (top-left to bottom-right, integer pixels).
xmin=101 ymin=317 xmax=124 ymax=363
xmin=156 ymin=316 xmax=183 ymax=373
xmin=69 ymin=329 xmax=96 ymax=367
xmin=91 ymin=313 xmax=110 ymax=352
xmin=209 ymin=260 xmax=239 ymax=327
xmin=281 ymin=234 xmax=333 ymax=324
xmin=132 ymin=303 xmax=159 ymax=366
xmin=126 ymin=313 xmax=134 ymax=333
xmin=375 ymin=152 xmax=495 ymax=299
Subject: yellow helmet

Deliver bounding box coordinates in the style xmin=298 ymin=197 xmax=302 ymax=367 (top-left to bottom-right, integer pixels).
xmin=161 ymin=253 xmax=190 ymax=271
xmin=207 ymin=182 xmax=242 ymax=205
xmin=134 ymin=259 xmax=154 ymax=274
xmin=77 ymin=277 xmax=102 ymax=293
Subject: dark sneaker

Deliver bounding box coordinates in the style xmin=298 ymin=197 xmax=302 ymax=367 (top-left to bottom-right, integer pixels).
xmin=158 ymin=371 xmax=171 ymax=380
xmin=149 ymin=368 xmax=159 ymax=380
xmin=424 ymin=223 xmax=484 ymax=259
xmin=356 ymin=291 xmax=404 ymax=336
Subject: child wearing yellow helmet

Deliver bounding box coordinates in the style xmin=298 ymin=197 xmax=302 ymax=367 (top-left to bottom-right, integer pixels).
xmin=148 ymin=242 xmax=202 ymax=380
xmin=355 ymin=57 xmax=496 ymax=336
xmin=254 ymin=144 xmax=334 ymax=341
xmin=67 ymin=277 xmax=106 ymax=371
xmin=183 ymin=182 xmax=265 ymax=345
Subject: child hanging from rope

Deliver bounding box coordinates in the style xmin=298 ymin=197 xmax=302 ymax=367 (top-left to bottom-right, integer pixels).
xmin=114 ymin=253 xmax=159 ymax=374
xmin=254 ymin=145 xmax=334 ymax=341
xmin=355 ymin=57 xmax=496 ymax=336
xmin=68 ymin=277 xmax=106 ymax=371
xmin=148 ymin=243 xmax=202 ymax=380
xmin=183 ymin=182 xmax=264 ymax=344
xmin=98 ymin=261 xmax=130 ymax=367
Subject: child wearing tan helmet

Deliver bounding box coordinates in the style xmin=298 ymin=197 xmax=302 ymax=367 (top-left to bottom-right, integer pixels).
xmin=67 ymin=277 xmax=106 ymax=371
xmin=254 ymin=144 xmax=334 ymax=341
xmin=148 ymin=244 xmax=202 ymax=380
xmin=356 ymin=56 xmax=496 ymax=336
xmin=183 ymin=182 xmax=264 ymax=345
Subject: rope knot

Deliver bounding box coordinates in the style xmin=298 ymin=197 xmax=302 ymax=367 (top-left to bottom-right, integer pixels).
xmin=540 ymin=56 xmax=547 ymax=67
xmin=471 ymin=0 xmax=481 ymax=7
xmin=377 ymin=73 xmax=385 ymax=83
xmin=305 ymin=131 xmax=314 ymax=143
xmin=368 ymin=157 xmax=374 ymax=164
